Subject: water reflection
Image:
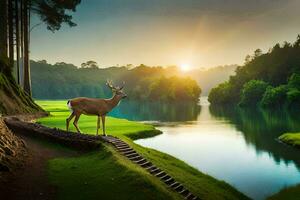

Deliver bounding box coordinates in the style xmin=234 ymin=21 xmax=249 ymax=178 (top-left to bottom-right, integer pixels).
xmin=109 ymin=101 xmax=201 ymax=122
xmin=210 ymin=106 xmax=300 ymax=168
xmin=128 ymin=100 xmax=300 ymax=200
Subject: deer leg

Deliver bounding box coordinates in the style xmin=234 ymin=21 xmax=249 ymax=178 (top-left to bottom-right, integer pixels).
xmin=96 ymin=116 xmax=100 ymax=136
xmin=66 ymin=112 xmax=75 ymax=131
xmin=73 ymin=114 xmax=81 ymax=133
xmin=101 ymin=115 xmax=106 ymax=136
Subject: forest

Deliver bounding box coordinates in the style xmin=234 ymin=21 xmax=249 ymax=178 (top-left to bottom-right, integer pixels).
xmin=208 ymin=35 xmax=300 ymax=108
xmin=26 ymin=61 xmax=200 ymax=102
xmin=25 ymin=60 xmax=236 ymax=102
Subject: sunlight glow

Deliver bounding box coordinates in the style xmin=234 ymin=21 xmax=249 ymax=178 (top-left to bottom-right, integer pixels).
xmin=179 ymin=63 xmax=191 ymax=72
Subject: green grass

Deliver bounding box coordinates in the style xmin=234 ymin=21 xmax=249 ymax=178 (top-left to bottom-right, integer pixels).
xmin=49 ymin=146 xmax=178 ymax=200
xmin=37 ymin=100 xmax=250 ymax=200
xmin=267 ymin=184 xmax=300 ymax=200
xmin=278 ymin=132 xmax=300 ymax=147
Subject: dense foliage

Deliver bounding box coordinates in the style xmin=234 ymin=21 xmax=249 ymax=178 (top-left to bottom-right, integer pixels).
xmin=239 ymin=80 xmax=269 ymax=106
xmin=208 ymin=35 xmax=300 ymax=108
xmin=29 ymin=61 xmax=201 ymax=102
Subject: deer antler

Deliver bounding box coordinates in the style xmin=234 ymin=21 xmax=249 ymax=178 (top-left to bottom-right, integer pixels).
xmin=119 ymin=81 xmax=125 ymax=90
xmin=106 ymin=80 xmax=116 ymax=90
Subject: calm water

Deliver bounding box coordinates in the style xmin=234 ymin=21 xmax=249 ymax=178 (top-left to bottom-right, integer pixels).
xmin=110 ymin=98 xmax=300 ymax=200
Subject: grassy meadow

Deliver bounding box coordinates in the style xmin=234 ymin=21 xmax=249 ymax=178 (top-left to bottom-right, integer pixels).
xmin=36 ymin=100 xmax=250 ymax=200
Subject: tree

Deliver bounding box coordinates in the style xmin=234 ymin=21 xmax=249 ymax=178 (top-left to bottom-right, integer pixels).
xmin=81 ymin=61 xmax=99 ymax=69
xmin=261 ymin=85 xmax=287 ymax=108
xmin=254 ymin=49 xmax=262 ymax=57
xmin=0 ymin=0 xmax=82 ymax=95
xmin=239 ymin=80 xmax=269 ymax=106
xmin=0 ymin=0 xmax=8 ymax=74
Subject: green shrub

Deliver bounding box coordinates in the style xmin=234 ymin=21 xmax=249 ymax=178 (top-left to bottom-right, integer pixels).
xmin=208 ymin=82 xmax=233 ymax=105
xmin=261 ymin=85 xmax=288 ymax=108
xmin=287 ymin=88 xmax=300 ymax=106
xmin=288 ymin=73 xmax=300 ymax=89
xmin=239 ymin=80 xmax=269 ymax=106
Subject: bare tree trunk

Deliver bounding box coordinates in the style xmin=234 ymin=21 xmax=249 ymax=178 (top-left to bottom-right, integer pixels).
xmin=15 ymin=0 xmax=20 ymax=84
xmin=20 ymin=0 xmax=24 ymax=87
xmin=8 ymin=0 xmax=14 ymax=69
xmin=23 ymin=0 xmax=31 ymax=95
xmin=0 ymin=0 xmax=8 ymax=73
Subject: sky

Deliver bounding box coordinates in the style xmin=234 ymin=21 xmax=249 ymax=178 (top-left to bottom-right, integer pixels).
xmin=30 ymin=0 xmax=300 ymax=69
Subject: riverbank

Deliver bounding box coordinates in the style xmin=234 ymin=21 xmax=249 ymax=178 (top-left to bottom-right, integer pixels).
xmin=36 ymin=100 xmax=250 ymax=200
xmin=278 ymin=133 xmax=300 ymax=148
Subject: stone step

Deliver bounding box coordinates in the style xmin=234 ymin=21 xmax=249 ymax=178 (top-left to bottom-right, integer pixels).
xmin=134 ymin=158 xmax=146 ymax=164
xmin=128 ymin=155 xmax=142 ymax=161
xmin=163 ymin=177 xmax=173 ymax=184
xmin=117 ymin=147 xmax=131 ymax=151
xmin=150 ymin=168 xmax=161 ymax=174
xmin=180 ymin=189 xmax=190 ymax=196
xmin=107 ymin=138 xmax=120 ymax=142
xmin=115 ymin=144 xmax=129 ymax=149
xmin=126 ymin=152 xmax=139 ymax=158
xmin=185 ymin=193 xmax=195 ymax=200
xmin=174 ymin=184 xmax=183 ymax=191
xmin=105 ymin=135 xmax=200 ymax=200
xmin=160 ymin=174 xmax=169 ymax=180
xmin=155 ymin=171 xmax=166 ymax=177
xmin=169 ymin=182 xmax=180 ymax=188
xmin=121 ymin=149 xmax=135 ymax=155
xmin=145 ymin=165 xmax=156 ymax=171
xmin=113 ymin=142 xmax=127 ymax=146
xmin=117 ymin=145 xmax=130 ymax=150
xmin=140 ymin=161 xmax=151 ymax=168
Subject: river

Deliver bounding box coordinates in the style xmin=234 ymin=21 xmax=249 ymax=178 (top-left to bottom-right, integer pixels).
xmin=110 ymin=98 xmax=300 ymax=200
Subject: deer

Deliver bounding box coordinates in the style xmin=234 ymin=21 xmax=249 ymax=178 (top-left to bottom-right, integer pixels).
xmin=66 ymin=80 xmax=127 ymax=136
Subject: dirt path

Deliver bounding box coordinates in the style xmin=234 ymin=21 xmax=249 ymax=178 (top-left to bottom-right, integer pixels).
xmin=0 ymin=132 xmax=78 ymax=200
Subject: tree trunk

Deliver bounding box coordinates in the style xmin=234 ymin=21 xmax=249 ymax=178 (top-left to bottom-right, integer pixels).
xmin=0 ymin=0 xmax=8 ymax=73
xmin=20 ymin=0 xmax=24 ymax=87
xmin=8 ymin=0 xmax=14 ymax=69
xmin=23 ymin=0 xmax=31 ymax=95
xmin=15 ymin=0 xmax=20 ymax=84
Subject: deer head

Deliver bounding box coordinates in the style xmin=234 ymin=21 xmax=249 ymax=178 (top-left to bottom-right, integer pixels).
xmin=106 ymin=80 xmax=127 ymax=99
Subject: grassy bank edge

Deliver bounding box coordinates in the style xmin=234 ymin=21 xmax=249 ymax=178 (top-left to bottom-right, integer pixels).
xmin=278 ymin=132 xmax=300 ymax=148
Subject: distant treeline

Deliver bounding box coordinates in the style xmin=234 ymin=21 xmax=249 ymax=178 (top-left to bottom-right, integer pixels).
xmin=208 ymin=35 xmax=300 ymax=108
xmin=29 ymin=61 xmax=202 ymax=102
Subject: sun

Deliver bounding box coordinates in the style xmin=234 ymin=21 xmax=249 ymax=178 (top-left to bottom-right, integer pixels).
xmin=179 ymin=63 xmax=191 ymax=72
